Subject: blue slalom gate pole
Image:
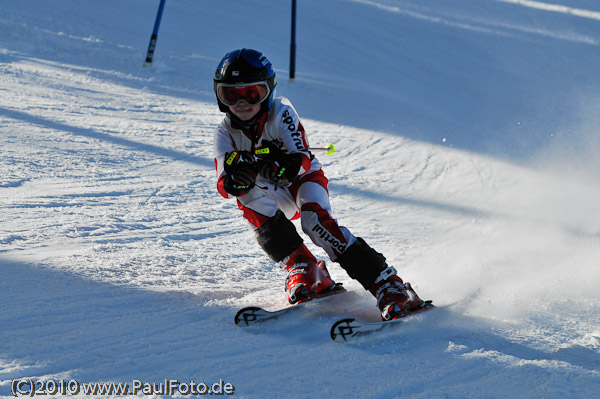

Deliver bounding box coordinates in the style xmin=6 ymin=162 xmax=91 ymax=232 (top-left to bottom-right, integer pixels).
xmin=144 ymin=0 xmax=167 ymax=67
xmin=289 ymin=0 xmax=297 ymax=80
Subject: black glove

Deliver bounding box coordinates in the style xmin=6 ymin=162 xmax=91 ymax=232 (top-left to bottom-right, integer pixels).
xmin=222 ymin=151 xmax=257 ymax=196
xmin=254 ymin=141 xmax=302 ymax=183
xmin=223 ymin=167 xmax=256 ymax=196
xmin=257 ymin=156 xmax=301 ymax=181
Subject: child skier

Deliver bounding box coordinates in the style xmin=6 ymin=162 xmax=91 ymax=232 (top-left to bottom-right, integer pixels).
xmin=212 ymin=48 xmax=426 ymax=320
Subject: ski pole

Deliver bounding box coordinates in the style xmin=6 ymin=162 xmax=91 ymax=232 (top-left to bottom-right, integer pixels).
xmin=309 ymin=144 xmax=336 ymax=155
xmin=255 ymin=144 xmax=336 ymax=157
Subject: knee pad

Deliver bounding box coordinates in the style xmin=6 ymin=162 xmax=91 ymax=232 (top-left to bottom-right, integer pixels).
xmin=255 ymin=210 xmax=304 ymax=262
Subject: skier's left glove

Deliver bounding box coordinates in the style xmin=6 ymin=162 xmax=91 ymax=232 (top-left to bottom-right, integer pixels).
xmin=255 ymin=141 xmax=302 ymax=183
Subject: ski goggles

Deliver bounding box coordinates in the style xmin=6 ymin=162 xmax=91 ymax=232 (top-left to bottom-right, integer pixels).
xmin=216 ymin=81 xmax=270 ymax=107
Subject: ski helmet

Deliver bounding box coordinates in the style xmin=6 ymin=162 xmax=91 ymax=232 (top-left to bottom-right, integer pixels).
xmin=213 ymin=49 xmax=277 ymax=114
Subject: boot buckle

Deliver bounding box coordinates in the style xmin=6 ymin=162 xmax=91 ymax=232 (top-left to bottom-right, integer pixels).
xmin=373 ymin=266 xmax=397 ymax=284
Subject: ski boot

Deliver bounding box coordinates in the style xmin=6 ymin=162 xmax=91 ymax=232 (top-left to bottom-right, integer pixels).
xmin=368 ymin=266 xmax=425 ymax=321
xmin=283 ymin=244 xmax=336 ymax=304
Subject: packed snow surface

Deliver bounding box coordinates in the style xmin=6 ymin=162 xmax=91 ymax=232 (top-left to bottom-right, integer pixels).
xmin=1 ymin=0 xmax=599 ymax=398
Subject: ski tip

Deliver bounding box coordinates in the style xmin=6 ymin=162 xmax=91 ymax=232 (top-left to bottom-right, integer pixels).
xmin=330 ymin=301 xmax=436 ymax=342
xmin=234 ymin=306 xmax=263 ymax=326
xmin=330 ymin=318 xmax=357 ymax=342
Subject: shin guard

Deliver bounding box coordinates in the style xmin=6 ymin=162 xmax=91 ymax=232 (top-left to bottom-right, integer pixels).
xmin=336 ymin=237 xmax=388 ymax=289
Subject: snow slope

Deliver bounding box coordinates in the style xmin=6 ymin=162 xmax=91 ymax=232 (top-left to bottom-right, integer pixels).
xmin=1 ymin=0 xmax=599 ymax=398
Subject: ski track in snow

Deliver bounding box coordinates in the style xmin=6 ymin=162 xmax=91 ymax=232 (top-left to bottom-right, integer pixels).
xmin=1 ymin=1 xmax=599 ymax=398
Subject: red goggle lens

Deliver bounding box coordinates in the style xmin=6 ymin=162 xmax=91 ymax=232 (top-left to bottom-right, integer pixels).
xmin=217 ymin=83 xmax=269 ymax=106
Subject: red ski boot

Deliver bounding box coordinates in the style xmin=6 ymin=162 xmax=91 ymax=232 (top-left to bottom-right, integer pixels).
xmin=368 ymin=266 xmax=425 ymax=320
xmin=283 ymin=244 xmax=336 ymax=304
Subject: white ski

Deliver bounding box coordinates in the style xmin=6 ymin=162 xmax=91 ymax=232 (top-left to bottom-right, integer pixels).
xmin=330 ymin=302 xmax=435 ymax=342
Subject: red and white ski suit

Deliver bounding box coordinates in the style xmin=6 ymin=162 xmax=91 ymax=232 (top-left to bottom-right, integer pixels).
xmin=213 ymin=97 xmax=356 ymax=261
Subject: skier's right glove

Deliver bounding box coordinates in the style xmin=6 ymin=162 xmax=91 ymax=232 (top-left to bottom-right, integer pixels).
xmin=223 ymin=168 xmax=256 ymax=196
xmin=222 ymin=151 xmax=258 ymax=197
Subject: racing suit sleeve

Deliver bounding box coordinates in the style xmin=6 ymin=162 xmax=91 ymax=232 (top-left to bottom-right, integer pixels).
xmin=213 ymin=121 xmax=237 ymax=199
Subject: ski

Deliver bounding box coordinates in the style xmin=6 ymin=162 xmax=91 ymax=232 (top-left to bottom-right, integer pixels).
xmin=234 ymin=283 xmax=347 ymax=327
xmin=330 ymin=301 xmax=435 ymax=343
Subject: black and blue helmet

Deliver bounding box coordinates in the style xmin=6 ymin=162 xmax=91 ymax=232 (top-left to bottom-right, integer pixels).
xmin=213 ymin=48 xmax=277 ymax=114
